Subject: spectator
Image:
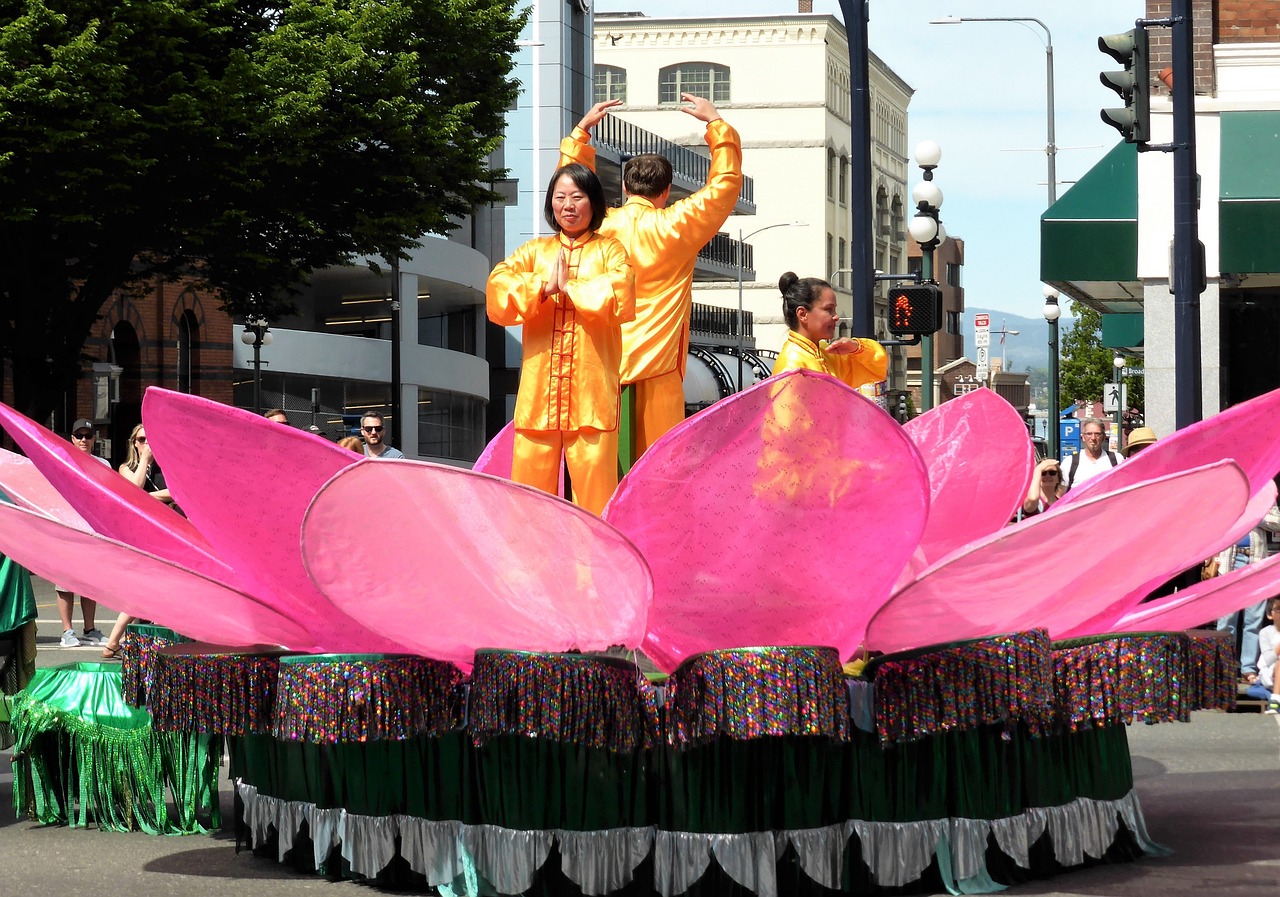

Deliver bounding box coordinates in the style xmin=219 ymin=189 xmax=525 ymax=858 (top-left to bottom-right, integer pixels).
xmin=1123 ymin=426 xmax=1158 ymax=458
xmin=360 ymin=412 xmax=405 ymax=459
xmin=1245 ymin=598 xmax=1280 ymax=714
xmin=1216 ymin=526 xmax=1270 ymax=683
xmin=337 ymin=436 xmax=364 ymax=453
xmin=118 ymin=423 xmax=172 ymax=503
xmin=264 ymin=408 xmax=289 ymax=425
xmin=770 ymin=272 xmax=887 ymax=388
xmin=1018 ymin=458 xmax=1064 ymax=520
xmin=56 ymin=420 xmax=109 ymax=647
xmin=1063 ymin=418 xmax=1120 ymax=490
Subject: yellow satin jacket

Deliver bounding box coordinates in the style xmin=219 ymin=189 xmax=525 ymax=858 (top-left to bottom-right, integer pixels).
xmin=771 ymin=331 xmax=889 ymax=389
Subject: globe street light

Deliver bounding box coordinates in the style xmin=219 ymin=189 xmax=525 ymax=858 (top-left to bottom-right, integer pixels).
xmin=736 ymin=221 xmax=806 ymax=391
xmin=240 ymin=316 xmax=273 ymax=414
xmin=930 ymin=16 xmax=1057 ymax=206
xmin=1042 ymin=286 xmax=1061 ymax=460
xmin=910 ymin=141 xmax=945 ymax=411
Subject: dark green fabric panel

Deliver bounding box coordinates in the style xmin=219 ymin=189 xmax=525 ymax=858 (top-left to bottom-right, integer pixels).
xmin=1220 ymin=111 xmax=1280 ymax=199
xmin=1041 ymin=220 xmax=1138 ymax=282
xmin=1220 ymin=199 xmax=1280 ymax=274
xmin=1101 ymin=313 xmax=1145 ymax=348
xmin=1042 ymin=142 xmax=1137 ymax=221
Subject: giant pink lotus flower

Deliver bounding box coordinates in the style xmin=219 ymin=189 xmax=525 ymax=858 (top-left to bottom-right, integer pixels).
xmin=0 ymin=371 xmax=1276 ymax=672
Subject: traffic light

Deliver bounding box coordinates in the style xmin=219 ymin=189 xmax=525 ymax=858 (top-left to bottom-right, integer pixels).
xmin=887 ymin=284 xmax=942 ymax=336
xmin=1099 ymin=27 xmax=1150 ymax=143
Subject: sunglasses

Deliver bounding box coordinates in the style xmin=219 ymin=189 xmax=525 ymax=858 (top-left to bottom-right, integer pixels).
xmin=362 ymin=426 xmax=384 ymax=433
xmin=72 ymin=432 xmax=95 ymax=440
xmin=134 ymin=436 xmax=147 ymax=444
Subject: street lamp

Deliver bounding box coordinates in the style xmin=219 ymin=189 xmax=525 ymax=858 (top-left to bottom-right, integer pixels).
xmin=909 ymin=140 xmax=945 ymax=411
xmin=930 ymin=16 xmax=1057 ymax=206
xmin=736 ymin=221 xmax=806 ymax=391
xmin=1113 ymin=354 xmax=1126 ymax=454
xmin=1042 ymin=286 xmax=1061 ymax=460
xmin=240 ymin=316 xmax=272 ymax=414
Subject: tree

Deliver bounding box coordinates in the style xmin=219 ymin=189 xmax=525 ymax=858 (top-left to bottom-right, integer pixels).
xmin=1058 ymin=299 xmax=1143 ymax=418
xmin=0 ymin=0 xmax=526 ymax=422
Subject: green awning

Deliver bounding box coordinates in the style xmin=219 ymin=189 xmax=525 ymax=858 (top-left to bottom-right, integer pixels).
xmin=1040 ymin=142 xmax=1141 ymax=311
xmin=1220 ymin=111 xmax=1280 ymax=275
xmin=1101 ymin=312 xmax=1144 ymax=351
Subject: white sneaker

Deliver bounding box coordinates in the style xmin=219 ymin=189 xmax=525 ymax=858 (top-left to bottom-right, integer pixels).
xmin=82 ymin=628 xmax=107 ymax=646
xmin=1266 ymin=698 xmax=1280 ymax=716
xmin=60 ymin=629 xmax=81 ymax=647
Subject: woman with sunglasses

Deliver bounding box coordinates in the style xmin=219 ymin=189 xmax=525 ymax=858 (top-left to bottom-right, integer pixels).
xmin=1018 ymin=457 xmax=1064 ymax=520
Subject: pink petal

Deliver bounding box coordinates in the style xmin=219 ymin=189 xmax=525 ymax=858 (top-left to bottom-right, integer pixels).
xmin=0 ymin=403 xmax=229 ymax=579
xmin=866 ymin=461 xmax=1250 ymax=653
xmin=1109 ymin=552 xmax=1280 ymax=634
xmin=605 ymin=370 xmax=929 ymax=672
xmin=1058 ymin=385 xmax=1280 ymax=507
xmin=0 ymin=503 xmax=314 ymax=648
xmin=301 ymin=461 xmax=651 ymax=667
xmin=474 ymin=420 xmax=564 ymax=493
xmin=142 ymin=388 xmax=403 ymax=653
xmin=0 ymin=447 xmax=90 ymax=530
xmin=1061 ymin=480 xmax=1279 ymax=637
xmin=904 ymin=387 xmax=1034 ymax=564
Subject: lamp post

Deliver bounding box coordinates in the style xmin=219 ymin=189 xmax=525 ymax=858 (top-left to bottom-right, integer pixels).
xmin=736 ymin=221 xmax=805 ymax=391
xmin=908 ymin=140 xmax=944 ymax=411
xmin=1042 ymin=286 xmax=1061 ymax=460
xmin=930 ymin=16 xmax=1056 ymax=206
xmin=240 ymin=316 xmax=273 ymax=414
xmin=1113 ymin=355 xmax=1126 ymax=454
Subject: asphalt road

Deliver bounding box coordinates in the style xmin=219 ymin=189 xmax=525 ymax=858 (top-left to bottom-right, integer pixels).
xmin=3 ymin=579 xmax=1279 ymax=896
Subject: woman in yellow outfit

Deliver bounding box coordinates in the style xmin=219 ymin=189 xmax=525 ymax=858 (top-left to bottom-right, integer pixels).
xmin=771 ymin=272 xmax=888 ymax=386
xmin=487 ymin=164 xmax=636 ymax=515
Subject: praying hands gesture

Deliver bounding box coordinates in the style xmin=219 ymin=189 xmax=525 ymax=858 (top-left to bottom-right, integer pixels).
xmin=541 ymin=249 xmax=570 ymax=302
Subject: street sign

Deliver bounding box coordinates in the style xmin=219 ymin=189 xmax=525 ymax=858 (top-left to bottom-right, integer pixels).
xmin=975 ymin=346 xmax=989 ymax=382
xmin=1103 ymin=383 xmax=1127 ymax=413
xmin=974 ymin=314 xmax=990 ymax=328
xmin=975 ymin=329 xmax=990 ymax=348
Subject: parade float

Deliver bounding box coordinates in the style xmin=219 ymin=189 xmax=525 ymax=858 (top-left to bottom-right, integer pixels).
xmin=2 ymin=372 xmax=1278 ymax=895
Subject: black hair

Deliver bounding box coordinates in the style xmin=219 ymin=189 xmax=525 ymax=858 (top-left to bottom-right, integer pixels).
xmin=779 ymin=271 xmax=833 ymax=330
xmin=544 ymin=164 xmax=607 ymax=233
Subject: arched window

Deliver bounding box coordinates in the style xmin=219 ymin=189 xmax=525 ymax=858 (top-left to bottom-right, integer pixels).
xmin=658 ymin=63 xmax=729 ymax=104
xmin=176 ymin=310 xmax=199 ymax=393
xmin=594 ymin=65 xmax=627 ymax=104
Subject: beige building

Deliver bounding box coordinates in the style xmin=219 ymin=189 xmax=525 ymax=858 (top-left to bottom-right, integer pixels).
xmin=593 ymin=9 xmax=914 ymax=388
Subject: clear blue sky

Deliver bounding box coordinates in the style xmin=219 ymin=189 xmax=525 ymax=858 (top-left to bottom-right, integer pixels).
xmin=593 ymin=0 xmax=1144 ymax=320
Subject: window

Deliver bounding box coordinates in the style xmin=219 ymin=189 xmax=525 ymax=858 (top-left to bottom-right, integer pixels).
xmin=594 ymin=65 xmax=627 ymax=104
xmin=826 ymin=233 xmax=834 ymax=277
xmin=659 ymin=63 xmax=729 ymax=104
xmin=838 ymin=157 xmax=848 ymax=207
xmin=418 ymin=388 xmax=485 ymax=462
xmin=838 ymin=238 xmax=846 ymax=272
xmin=419 ymin=309 xmax=477 ymax=354
xmin=827 ymin=152 xmax=836 ymax=199
xmin=946 ymin=263 xmax=963 ymax=288
xmin=176 ymin=310 xmax=198 ymax=393
xmin=946 ymin=310 xmax=961 ymax=335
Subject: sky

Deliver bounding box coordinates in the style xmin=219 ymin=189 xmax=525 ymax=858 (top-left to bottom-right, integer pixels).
xmin=592 ymin=0 xmax=1145 ymax=321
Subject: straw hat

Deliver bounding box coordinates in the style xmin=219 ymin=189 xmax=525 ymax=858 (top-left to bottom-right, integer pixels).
xmin=1123 ymin=426 xmax=1158 ymax=457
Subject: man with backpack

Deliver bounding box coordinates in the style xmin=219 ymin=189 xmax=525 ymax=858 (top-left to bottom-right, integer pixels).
xmin=1064 ymin=418 xmax=1120 ymax=491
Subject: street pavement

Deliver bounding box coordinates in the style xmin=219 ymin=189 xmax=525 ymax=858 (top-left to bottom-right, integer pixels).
xmin=3 ymin=578 xmax=1279 ymax=896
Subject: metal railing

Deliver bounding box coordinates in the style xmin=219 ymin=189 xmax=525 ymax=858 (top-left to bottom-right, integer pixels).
xmin=595 ymin=116 xmax=754 ymax=207
xmin=690 ymin=302 xmax=753 ymax=340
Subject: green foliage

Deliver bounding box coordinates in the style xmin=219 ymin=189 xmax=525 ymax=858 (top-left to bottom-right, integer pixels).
xmin=0 ymin=0 xmax=526 ymax=419
xmin=1058 ymin=300 xmax=1144 ymax=416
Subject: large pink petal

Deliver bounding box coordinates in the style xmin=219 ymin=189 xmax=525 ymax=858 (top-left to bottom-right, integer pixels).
xmin=605 ymin=370 xmax=929 ymax=672
xmin=0 ymin=447 xmax=90 ymax=530
xmin=0 ymin=403 xmax=228 ymax=579
xmin=1057 ymin=385 xmax=1280 ymax=507
xmin=1060 ymin=480 xmax=1279 ymax=637
xmin=0 ymin=503 xmax=314 ymax=648
xmin=473 ymin=420 xmax=564 ymax=493
xmin=904 ymin=387 xmax=1034 ymax=564
xmin=142 ymin=388 xmax=403 ymax=653
xmin=866 ymin=461 xmax=1250 ymax=653
xmin=1107 ymin=552 xmax=1280 ymax=634
xmin=301 ymin=460 xmax=651 ymax=667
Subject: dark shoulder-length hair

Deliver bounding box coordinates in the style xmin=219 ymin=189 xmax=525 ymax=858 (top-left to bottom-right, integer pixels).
xmin=543 ymin=163 xmax=606 ymax=233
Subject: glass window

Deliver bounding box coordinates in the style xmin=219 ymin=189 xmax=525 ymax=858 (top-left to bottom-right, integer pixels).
xmin=419 ymin=309 xmax=477 ymax=353
xmin=838 ymin=157 xmax=848 ymax=207
xmin=659 ymin=63 xmax=729 ymax=104
xmin=418 ymin=388 xmax=485 ymax=462
xmin=594 ymin=65 xmax=627 ymax=104
xmin=176 ymin=310 xmax=198 ymax=393
xmin=838 ymin=238 xmax=846 ymax=272
xmin=946 ymin=262 xmax=963 ymax=287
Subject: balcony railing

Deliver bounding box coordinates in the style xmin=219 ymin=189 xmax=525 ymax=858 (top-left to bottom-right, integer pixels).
xmin=690 ymin=302 xmax=753 ymax=341
xmin=595 ymin=115 xmax=754 ymax=208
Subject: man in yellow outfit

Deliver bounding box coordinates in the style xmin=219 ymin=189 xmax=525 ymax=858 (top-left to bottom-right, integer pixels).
xmin=559 ymin=93 xmax=743 ymax=455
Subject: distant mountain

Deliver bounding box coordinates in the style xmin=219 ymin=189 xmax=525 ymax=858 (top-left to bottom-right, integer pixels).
xmin=961 ymin=307 xmax=1074 ymax=374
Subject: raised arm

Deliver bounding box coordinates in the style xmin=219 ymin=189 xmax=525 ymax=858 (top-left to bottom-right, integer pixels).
xmin=559 ymin=99 xmax=623 ymax=171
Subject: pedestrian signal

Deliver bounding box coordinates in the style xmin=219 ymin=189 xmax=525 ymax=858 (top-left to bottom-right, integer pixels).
xmin=887 ymin=284 xmax=943 ymax=336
